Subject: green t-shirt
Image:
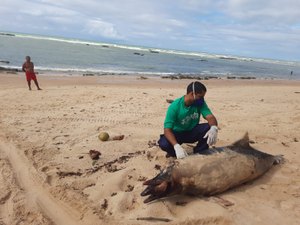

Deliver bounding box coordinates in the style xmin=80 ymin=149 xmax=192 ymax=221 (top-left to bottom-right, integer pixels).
xmin=164 ymin=96 xmax=212 ymax=132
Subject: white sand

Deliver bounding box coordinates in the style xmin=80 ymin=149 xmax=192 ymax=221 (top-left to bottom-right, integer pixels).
xmin=0 ymin=72 xmax=299 ymax=225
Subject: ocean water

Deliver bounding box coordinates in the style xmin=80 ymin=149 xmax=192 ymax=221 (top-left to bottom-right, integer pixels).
xmin=1 ymin=32 xmax=300 ymax=80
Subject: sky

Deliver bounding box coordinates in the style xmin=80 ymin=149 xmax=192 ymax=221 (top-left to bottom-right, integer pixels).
xmin=1 ymin=0 xmax=300 ymax=61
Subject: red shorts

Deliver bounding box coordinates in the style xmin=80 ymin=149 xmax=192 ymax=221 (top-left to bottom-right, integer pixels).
xmin=25 ymin=71 xmax=37 ymax=81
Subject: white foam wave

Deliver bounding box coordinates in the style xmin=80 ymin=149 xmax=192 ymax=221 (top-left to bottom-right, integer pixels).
xmin=3 ymin=32 xmax=300 ymax=67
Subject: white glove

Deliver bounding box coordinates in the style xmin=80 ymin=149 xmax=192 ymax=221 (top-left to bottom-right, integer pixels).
xmin=203 ymin=125 xmax=218 ymax=145
xmin=174 ymin=144 xmax=188 ymax=159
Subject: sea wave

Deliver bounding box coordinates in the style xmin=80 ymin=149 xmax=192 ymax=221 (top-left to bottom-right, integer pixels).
xmin=0 ymin=64 xmax=258 ymax=78
xmin=5 ymin=32 xmax=299 ymax=67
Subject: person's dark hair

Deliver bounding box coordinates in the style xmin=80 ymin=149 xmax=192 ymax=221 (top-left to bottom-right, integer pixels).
xmin=187 ymin=81 xmax=207 ymax=94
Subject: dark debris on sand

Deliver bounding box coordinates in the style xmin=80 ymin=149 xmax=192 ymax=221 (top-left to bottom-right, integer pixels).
xmin=85 ymin=150 xmax=145 ymax=174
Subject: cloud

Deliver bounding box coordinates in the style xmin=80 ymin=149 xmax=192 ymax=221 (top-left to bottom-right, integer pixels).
xmin=179 ymin=0 xmax=300 ymax=25
xmin=84 ymin=19 xmax=120 ymax=39
xmin=0 ymin=0 xmax=300 ymax=60
xmin=221 ymin=0 xmax=300 ymax=24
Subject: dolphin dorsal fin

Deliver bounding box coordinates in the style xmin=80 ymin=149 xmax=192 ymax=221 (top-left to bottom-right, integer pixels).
xmin=232 ymin=132 xmax=250 ymax=148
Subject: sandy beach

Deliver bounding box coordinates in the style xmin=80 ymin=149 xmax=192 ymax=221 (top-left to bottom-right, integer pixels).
xmin=0 ymin=71 xmax=299 ymax=225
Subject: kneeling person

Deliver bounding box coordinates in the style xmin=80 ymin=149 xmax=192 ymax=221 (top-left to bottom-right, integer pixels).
xmin=158 ymin=81 xmax=218 ymax=159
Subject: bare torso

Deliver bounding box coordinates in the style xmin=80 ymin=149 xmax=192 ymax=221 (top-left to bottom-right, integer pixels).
xmin=22 ymin=62 xmax=34 ymax=72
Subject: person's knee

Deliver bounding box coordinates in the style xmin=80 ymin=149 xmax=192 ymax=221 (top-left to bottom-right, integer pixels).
xmin=158 ymin=135 xmax=176 ymax=157
xmin=158 ymin=135 xmax=172 ymax=151
xmin=203 ymin=123 xmax=210 ymax=131
xmin=194 ymin=123 xmax=210 ymax=135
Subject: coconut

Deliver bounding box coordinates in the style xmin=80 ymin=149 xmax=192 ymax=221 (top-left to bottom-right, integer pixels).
xmin=98 ymin=132 xmax=109 ymax=141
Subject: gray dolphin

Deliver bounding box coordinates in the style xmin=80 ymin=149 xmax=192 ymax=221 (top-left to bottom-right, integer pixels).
xmin=141 ymin=133 xmax=283 ymax=203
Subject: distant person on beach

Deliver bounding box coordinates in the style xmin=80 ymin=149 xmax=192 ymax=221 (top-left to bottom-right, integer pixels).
xmin=22 ymin=56 xmax=42 ymax=90
xmin=158 ymin=81 xmax=218 ymax=159
xmin=290 ymin=71 xmax=293 ymax=76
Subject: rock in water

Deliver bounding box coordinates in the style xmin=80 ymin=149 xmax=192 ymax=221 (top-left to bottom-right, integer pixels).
xmin=141 ymin=133 xmax=283 ymax=203
xmin=98 ymin=132 xmax=109 ymax=141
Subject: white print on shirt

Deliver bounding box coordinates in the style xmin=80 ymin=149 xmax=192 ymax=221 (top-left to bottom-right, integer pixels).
xmin=181 ymin=112 xmax=199 ymax=125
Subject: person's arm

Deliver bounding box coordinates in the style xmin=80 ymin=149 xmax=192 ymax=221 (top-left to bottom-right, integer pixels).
xmin=164 ymin=104 xmax=178 ymax=145
xmin=164 ymin=128 xmax=188 ymax=159
xmin=163 ymin=100 xmax=188 ymax=158
xmin=22 ymin=63 xmax=26 ymax=72
xmin=204 ymin=114 xmax=218 ymax=145
xmin=204 ymin=114 xmax=218 ymax=127
xmin=164 ymin=128 xmax=178 ymax=146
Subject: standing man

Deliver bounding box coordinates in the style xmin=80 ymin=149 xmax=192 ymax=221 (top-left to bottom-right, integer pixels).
xmin=158 ymin=81 xmax=218 ymax=159
xmin=22 ymin=56 xmax=42 ymax=90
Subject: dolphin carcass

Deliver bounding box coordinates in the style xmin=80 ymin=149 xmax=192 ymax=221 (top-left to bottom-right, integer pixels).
xmin=141 ymin=133 xmax=283 ymax=203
